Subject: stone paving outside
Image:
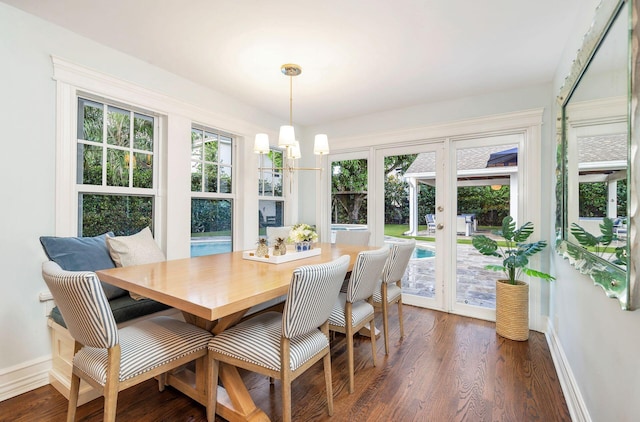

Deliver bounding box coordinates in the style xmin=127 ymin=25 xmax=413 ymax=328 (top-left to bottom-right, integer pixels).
xmin=400 ymin=233 xmax=503 ymax=309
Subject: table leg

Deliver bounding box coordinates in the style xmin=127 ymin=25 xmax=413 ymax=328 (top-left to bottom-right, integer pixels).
xmin=215 ymin=363 xmax=270 ymax=421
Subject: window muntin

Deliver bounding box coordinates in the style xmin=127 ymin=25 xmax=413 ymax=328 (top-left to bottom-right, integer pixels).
xmin=78 ymin=98 xmax=154 ymax=189
xmin=76 ymin=97 xmax=157 ymax=236
xmin=191 ymin=127 xmax=233 ymax=194
xmin=258 ymin=150 xmax=283 ymax=196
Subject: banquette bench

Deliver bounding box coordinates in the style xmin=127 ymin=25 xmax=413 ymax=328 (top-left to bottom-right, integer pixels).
xmin=40 ymin=229 xmax=179 ymax=405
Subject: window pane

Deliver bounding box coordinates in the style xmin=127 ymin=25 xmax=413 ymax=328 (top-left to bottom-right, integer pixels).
xmin=191 ymin=128 xmax=203 ymax=160
xmin=259 ymin=199 xmax=283 ymax=234
xmin=107 ymin=106 xmax=130 ymax=147
xmin=219 ymin=136 xmax=232 ymax=164
xmin=204 ymin=163 xmax=218 ymax=192
xmin=79 ymin=143 xmax=103 ymax=185
xmin=259 ymin=171 xmax=274 ymax=196
xmin=78 ymin=99 xmax=103 ymax=142
xmin=133 ymin=152 xmax=153 ymax=188
xmin=106 ymin=148 xmax=129 ymax=187
xmin=191 ymin=198 xmax=232 ymax=257
xmin=134 ymin=113 xmax=154 ymax=151
xmin=220 ymin=166 xmax=232 ymax=194
xmin=191 ymin=161 xmax=202 ymax=191
xmin=80 ymin=194 xmax=153 ymax=237
xmin=331 ymin=159 xmax=368 ymax=224
xmin=204 ymin=132 xmax=218 ymax=162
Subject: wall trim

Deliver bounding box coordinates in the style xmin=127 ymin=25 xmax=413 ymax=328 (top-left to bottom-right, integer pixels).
xmin=0 ymin=356 xmax=51 ymax=402
xmin=546 ymin=320 xmax=591 ymax=422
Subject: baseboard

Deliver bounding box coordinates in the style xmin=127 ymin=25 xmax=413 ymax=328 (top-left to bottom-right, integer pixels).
xmin=0 ymin=356 xmax=51 ymax=402
xmin=545 ymin=321 xmax=591 ymax=422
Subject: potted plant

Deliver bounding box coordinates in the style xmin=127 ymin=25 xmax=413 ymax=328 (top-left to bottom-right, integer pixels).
xmin=471 ymin=216 xmax=555 ymax=341
xmin=288 ymin=223 xmax=318 ymax=252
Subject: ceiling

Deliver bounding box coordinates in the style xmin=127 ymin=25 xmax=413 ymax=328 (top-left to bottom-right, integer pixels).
xmin=4 ymin=0 xmax=587 ymax=126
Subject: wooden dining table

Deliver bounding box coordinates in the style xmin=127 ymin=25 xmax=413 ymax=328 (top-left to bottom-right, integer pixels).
xmin=96 ymin=242 xmax=375 ymax=421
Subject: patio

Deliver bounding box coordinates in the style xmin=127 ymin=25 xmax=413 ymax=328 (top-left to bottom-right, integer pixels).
xmin=399 ymin=231 xmax=503 ymax=308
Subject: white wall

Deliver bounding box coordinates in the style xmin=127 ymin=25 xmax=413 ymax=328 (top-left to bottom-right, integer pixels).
xmin=0 ymin=2 xmax=283 ymax=397
xmin=548 ymin=0 xmax=640 ymax=420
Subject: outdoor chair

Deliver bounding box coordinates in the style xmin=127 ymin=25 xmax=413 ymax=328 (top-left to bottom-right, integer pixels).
xmin=425 ymin=214 xmax=436 ymax=233
xmin=373 ymin=240 xmax=415 ymax=355
xmin=335 ymin=229 xmax=371 ymax=245
xmin=41 ymin=261 xmax=213 ymax=422
xmin=207 ymin=255 xmax=350 ymax=422
xmin=328 ymin=247 xmax=389 ymax=393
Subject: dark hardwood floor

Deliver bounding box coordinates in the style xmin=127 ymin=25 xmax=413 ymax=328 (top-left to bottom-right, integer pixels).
xmin=1 ymin=306 xmax=571 ymax=421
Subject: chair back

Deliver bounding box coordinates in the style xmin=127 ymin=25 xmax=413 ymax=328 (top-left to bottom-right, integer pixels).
xmin=42 ymin=261 xmax=118 ymax=349
xmin=282 ymin=255 xmax=350 ymax=339
xmin=347 ymin=247 xmax=390 ymax=303
xmin=266 ymin=226 xmax=292 ymax=245
xmin=382 ymin=240 xmax=416 ymax=285
xmin=335 ymin=230 xmax=371 ymax=246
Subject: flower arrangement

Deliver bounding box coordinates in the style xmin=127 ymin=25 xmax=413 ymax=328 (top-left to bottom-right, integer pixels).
xmin=288 ymin=223 xmax=318 ymax=243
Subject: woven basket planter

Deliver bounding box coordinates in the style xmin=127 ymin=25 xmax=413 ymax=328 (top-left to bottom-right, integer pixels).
xmin=495 ymin=279 xmax=529 ymax=341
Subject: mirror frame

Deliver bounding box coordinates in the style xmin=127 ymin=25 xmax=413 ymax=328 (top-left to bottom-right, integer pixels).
xmin=556 ymin=0 xmax=638 ymax=310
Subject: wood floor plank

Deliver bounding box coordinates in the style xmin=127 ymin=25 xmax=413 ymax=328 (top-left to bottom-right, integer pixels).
xmin=0 ymin=305 xmax=570 ymax=421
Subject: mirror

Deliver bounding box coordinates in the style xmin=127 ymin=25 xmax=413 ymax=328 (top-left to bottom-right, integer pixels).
xmin=556 ymin=0 xmax=636 ymax=309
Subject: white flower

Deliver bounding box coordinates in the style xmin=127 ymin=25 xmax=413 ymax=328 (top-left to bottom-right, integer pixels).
xmin=288 ymin=223 xmax=318 ymax=243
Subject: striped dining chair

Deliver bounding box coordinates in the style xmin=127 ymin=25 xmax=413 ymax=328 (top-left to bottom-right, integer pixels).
xmin=328 ymin=247 xmax=389 ymax=393
xmin=207 ymin=255 xmax=350 ymax=422
xmin=373 ymin=240 xmax=415 ymax=355
xmin=41 ymin=261 xmax=213 ymax=422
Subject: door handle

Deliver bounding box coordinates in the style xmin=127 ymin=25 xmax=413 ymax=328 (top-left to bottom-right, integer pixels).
xmin=436 ymin=224 xmax=444 ymax=230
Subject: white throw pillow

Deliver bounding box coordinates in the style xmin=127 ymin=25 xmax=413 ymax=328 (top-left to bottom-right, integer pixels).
xmin=106 ymin=227 xmax=166 ymax=300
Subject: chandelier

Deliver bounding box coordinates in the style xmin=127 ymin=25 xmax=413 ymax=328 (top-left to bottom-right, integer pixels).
xmin=254 ymin=64 xmax=329 ymax=172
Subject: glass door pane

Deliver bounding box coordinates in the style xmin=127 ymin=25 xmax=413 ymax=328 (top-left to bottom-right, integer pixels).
xmin=453 ymin=139 xmax=520 ymax=317
xmin=331 ymin=157 xmax=368 ymax=242
xmin=379 ymin=144 xmax=444 ymax=310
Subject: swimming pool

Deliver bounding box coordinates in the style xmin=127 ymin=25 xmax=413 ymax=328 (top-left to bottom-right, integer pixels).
xmin=190 ymin=239 xmax=232 ymax=257
xmin=412 ymin=246 xmax=435 ymax=259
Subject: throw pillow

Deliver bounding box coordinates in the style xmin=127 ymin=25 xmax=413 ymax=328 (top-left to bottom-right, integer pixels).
xmin=39 ymin=232 xmax=128 ymax=300
xmin=106 ymin=227 xmax=166 ymax=300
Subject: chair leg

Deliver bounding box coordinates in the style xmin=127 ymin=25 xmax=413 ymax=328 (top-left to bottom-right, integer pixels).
xmin=397 ymin=298 xmax=405 ymax=339
xmin=281 ymin=338 xmax=292 ymax=422
xmin=207 ymin=352 xmax=219 ymax=422
xmin=381 ymin=287 xmax=390 ymax=355
xmin=103 ymin=346 xmax=121 ymax=422
xmin=323 ymin=351 xmax=334 ymax=416
xmin=158 ymin=372 xmax=167 ymax=391
xmin=345 ymin=302 xmax=355 ymax=394
xmin=369 ymin=317 xmax=377 ymax=367
xmin=66 ymin=371 xmax=80 ymax=422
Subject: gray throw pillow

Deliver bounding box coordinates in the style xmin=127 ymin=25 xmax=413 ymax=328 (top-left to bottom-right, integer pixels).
xmin=39 ymin=232 xmax=128 ymax=300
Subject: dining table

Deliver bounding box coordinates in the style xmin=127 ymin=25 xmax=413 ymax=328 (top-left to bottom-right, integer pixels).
xmin=96 ymin=242 xmax=376 ymax=421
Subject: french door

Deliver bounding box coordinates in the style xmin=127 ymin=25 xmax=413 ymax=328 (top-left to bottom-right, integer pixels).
xmin=376 ymin=134 xmax=523 ymax=321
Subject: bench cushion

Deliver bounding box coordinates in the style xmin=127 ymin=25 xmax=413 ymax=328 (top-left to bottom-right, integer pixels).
xmin=40 ymin=232 xmax=127 ymax=300
xmin=50 ymin=295 xmax=171 ymax=329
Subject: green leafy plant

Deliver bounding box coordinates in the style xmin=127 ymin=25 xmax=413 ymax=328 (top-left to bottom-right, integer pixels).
xmin=570 ymin=217 xmax=627 ymax=266
xmin=472 ymin=216 xmax=555 ymax=284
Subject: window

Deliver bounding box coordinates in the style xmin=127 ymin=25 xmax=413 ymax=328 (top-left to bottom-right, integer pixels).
xmin=77 ymin=97 xmax=157 ymax=236
xmin=191 ymin=126 xmax=234 ymax=256
xmin=258 ymin=149 xmax=284 ymax=234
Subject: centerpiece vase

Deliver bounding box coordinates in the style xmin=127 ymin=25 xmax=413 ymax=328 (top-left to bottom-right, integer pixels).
xmin=295 ymin=241 xmax=312 ymax=252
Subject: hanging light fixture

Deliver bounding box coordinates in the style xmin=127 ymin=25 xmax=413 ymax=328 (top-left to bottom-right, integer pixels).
xmin=254 ymin=63 xmax=329 ymax=173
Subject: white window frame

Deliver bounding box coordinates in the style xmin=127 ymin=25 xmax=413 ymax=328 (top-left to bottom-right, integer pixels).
xmin=75 ymin=96 xmax=160 ymax=235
